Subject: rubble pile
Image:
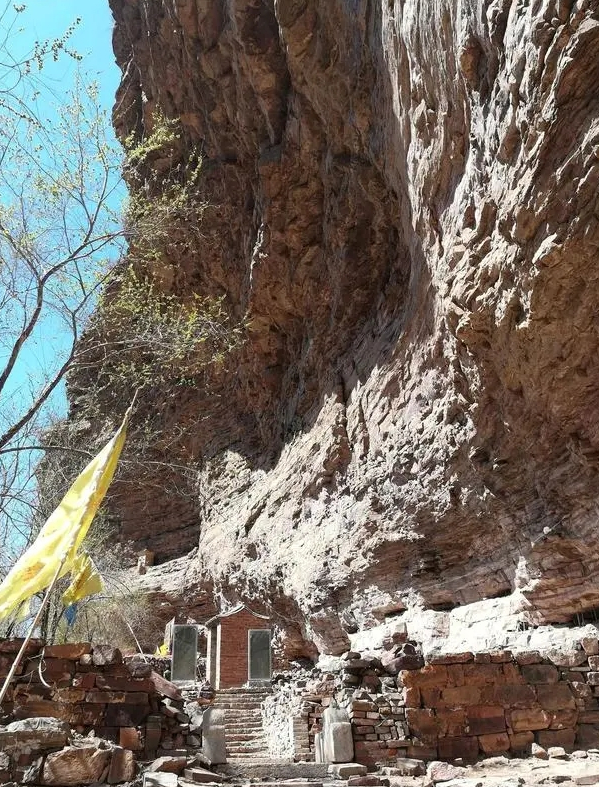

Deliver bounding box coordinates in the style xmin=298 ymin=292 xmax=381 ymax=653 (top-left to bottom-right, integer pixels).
xmin=0 ymin=718 xmax=135 ymax=785
xmin=0 ymin=639 xmax=204 ymax=762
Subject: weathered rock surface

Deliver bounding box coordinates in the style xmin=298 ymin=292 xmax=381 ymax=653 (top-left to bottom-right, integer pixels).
xmin=42 ymin=745 xmax=111 ymax=785
xmin=84 ymin=0 xmax=599 ymax=653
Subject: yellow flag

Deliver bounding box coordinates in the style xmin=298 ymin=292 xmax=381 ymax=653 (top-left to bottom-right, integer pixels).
xmin=62 ymin=551 xmax=104 ymax=607
xmin=0 ymin=411 xmax=129 ymax=621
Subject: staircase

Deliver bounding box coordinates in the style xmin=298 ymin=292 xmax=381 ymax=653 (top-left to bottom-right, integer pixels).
xmin=212 ymin=686 xmax=272 ymax=760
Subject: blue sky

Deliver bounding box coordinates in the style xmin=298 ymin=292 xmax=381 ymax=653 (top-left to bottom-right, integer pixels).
xmin=0 ymin=0 xmax=122 ymax=413
xmin=16 ymin=0 xmax=120 ymax=111
xmin=0 ymin=1 xmax=124 ymax=552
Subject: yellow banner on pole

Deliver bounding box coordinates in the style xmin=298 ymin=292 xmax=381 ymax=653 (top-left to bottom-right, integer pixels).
xmin=0 ymin=411 xmax=129 ymax=621
xmin=62 ymin=551 xmax=104 ymax=607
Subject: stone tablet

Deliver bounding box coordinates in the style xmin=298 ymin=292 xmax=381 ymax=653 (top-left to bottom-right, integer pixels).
xmin=248 ymin=629 xmax=271 ymax=681
xmin=171 ymin=624 xmax=198 ymax=682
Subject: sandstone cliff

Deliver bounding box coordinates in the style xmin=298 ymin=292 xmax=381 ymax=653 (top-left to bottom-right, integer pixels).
xmin=82 ymin=0 xmax=599 ymax=655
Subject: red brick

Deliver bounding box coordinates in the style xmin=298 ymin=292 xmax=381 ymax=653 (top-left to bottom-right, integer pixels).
xmin=483 ymin=683 xmax=537 ymax=708
xmin=489 ymin=651 xmax=513 ymax=663
xmin=420 ymin=688 xmax=443 ymax=708
xmin=405 ymin=709 xmax=438 ymax=742
xmin=521 ymin=665 xmax=559 ymax=684
xmin=406 ymin=744 xmax=438 ymax=761
xmin=43 ymin=643 xmax=91 ymax=659
xmin=502 ymin=663 xmax=525 ymax=684
xmin=150 ymin=672 xmax=182 ymax=701
xmin=215 ymin=609 xmax=271 ymax=689
xmin=14 ymin=684 xmax=52 ymax=700
xmin=0 ymin=638 xmax=43 ymax=655
xmin=39 ymin=658 xmax=76 ymax=676
xmin=465 ymin=706 xmax=506 ymax=735
xmin=436 ymin=708 xmax=467 ymax=737
xmin=428 ymin=652 xmax=473 ymax=665
xmin=509 ymin=708 xmax=551 ymax=731
xmin=509 ymin=731 xmax=534 ymax=753
xmin=537 ymin=729 xmax=576 ymax=750
xmin=401 ymin=665 xmax=448 ymax=689
xmin=462 ymin=663 xmax=501 ymax=686
xmin=479 ymin=732 xmax=510 ymax=754
xmin=73 ymin=673 xmax=97 ymax=689
xmin=442 ymin=686 xmax=481 ymax=706
xmin=438 ymin=736 xmax=479 ymax=762
xmin=119 ymin=727 xmax=143 ymax=751
xmin=86 ymin=691 xmax=127 ymax=704
xmin=536 ymin=683 xmax=575 ymax=711
xmin=446 ymin=665 xmax=465 ymax=688
xmin=576 ymin=724 xmax=599 ymax=748
xmin=549 ymin=709 xmax=578 ymax=729
xmin=403 ymin=687 xmax=420 ymax=707
xmin=515 ymin=652 xmax=543 ymax=666
xmin=96 ymin=675 xmax=153 ymax=692
xmin=52 ymin=688 xmax=86 ymax=703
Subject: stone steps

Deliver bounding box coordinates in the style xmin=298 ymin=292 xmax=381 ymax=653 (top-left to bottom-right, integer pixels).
xmin=216 ymin=762 xmax=330 ymax=780
xmin=227 ymin=750 xmax=269 ymax=755
xmin=215 ymin=708 xmax=263 ymax=713
xmin=213 ymin=703 xmax=261 ymax=713
xmin=212 ymin=688 xmax=276 ymax=762
xmin=227 ymin=742 xmax=268 ymax=750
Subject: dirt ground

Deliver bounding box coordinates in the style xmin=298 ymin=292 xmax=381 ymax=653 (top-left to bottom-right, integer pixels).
xmin=385 ymin=752 xmax=599 ymax=786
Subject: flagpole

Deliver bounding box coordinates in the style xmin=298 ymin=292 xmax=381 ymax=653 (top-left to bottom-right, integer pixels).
xmin=0 ymin=550 xmax=69 ymax=705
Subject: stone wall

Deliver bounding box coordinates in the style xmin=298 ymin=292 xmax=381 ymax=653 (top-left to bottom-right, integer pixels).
xmin=276 ymin=639 xmax=599 ymax=767
xmin=0 ymin=638 xmax=197 ymax=758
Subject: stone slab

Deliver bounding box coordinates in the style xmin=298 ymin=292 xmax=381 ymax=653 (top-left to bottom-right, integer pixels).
xmin=143 ymin=772 xmax=179 ymax=787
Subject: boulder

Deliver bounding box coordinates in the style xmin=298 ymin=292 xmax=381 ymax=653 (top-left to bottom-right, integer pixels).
xmin=91 ymin=645 xmax=122 ymax=666
xmin=42 ymin=746 xmax=111 ymax=785
xmin=426 ymin=761 xmax=467 ymax=783
xmin=389 ymin=758 xmax=426 ymax=776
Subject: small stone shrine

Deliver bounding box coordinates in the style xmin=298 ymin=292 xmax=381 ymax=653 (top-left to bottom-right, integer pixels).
xmin=205 ymin=604 xmax=271 ymax=689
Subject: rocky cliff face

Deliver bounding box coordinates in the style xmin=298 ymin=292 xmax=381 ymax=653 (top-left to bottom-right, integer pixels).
xmin=95 ymin=0 xmax=599 ymax=655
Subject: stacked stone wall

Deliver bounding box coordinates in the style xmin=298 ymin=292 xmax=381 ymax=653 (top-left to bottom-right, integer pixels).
xmin=0 ymin=638 xmax=197 ymax=759
xmin=279 ymin=639 xmax=599 ymax=767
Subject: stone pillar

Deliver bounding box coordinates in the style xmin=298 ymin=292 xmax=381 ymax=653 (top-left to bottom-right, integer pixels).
xmin=322 ymin=703 xmax=354 ymax=764
xmin=201 ymin=708 xmax=227 ymax=764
